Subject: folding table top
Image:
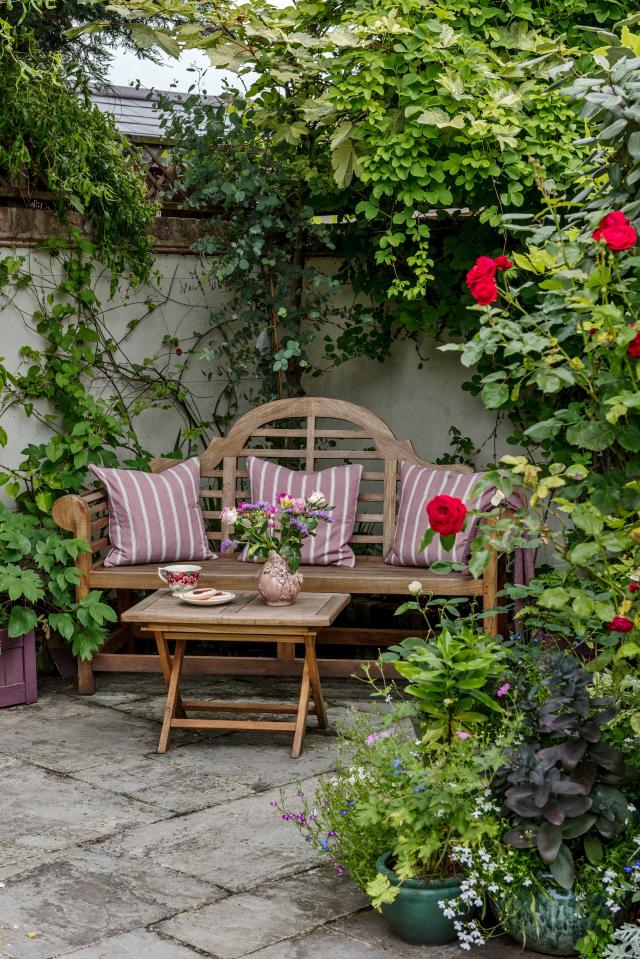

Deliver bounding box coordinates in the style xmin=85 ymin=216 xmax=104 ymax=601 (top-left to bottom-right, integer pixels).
xmin=121 ymin=589 xmax=351 ymax=629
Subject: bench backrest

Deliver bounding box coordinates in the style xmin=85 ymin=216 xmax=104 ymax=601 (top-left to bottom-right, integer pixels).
xmin=54 ymin=397 xmax=472 ymax=563
xmin=154 ymin=397 xmax=472 ymax=556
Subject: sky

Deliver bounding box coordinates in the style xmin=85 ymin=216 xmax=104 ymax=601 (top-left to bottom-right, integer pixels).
xmin=107 ymin=46 xmax=219 ymax=94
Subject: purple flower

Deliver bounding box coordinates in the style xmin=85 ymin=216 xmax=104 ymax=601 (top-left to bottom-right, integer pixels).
xmin=456 ymin=731 xmax=471 ymax=740
xmin=289 ymin=517 xmax=310 ymax=535
xmin=221 ymin=538 xmax=239 ymax=553
xmin=308 ymin=509 xmax=334 ymax=523
xmin=496 ymin=683 xmax=511 ymax=698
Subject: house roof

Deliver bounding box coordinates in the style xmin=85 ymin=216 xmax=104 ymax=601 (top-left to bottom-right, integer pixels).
xmin=91 ymin=83 xmax=220 ymax=142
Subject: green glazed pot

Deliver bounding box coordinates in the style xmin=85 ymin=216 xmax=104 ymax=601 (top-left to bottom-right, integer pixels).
xmin=498 ymin=878 xmax=588 ymax=957
xmin=375 ymin=852 xmax=461 ymax=946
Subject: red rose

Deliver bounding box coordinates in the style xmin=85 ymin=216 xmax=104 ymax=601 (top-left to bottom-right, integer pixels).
xmin=607 ymin=615 xmax=634 ymax=633
xmin=628 ymin=326 xmax=640 ymax=358
xmin=426 ymin=494 xmax=467 ymax=537
xmin=176 ymin=347 xmax=183 ymax=356
xmin=466 ymin=256 xmax=497 ymax=293
xmin=467 ymin=277 xmax=498 ymax=305
xmin=629 ymin=582 xmax=639 ymax=593
xmin=592 ymin=211 xmax=637 ymax=251
xmin=495 ymin=255 xmax=514 ymax=271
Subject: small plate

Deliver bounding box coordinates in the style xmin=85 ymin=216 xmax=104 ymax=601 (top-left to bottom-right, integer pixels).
xmin=179 ymin=589 xmax=236 ymax=606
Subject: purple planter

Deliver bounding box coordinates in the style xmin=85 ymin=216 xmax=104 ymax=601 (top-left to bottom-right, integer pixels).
xmin=0 ymin=628 xmax=37 ymax=708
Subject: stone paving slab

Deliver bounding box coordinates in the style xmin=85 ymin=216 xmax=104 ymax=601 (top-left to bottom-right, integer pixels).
xmin=0 ymin=697 xmax=196 ymax=773
xmin=0 ymin=848 xmax=223 ymax=959
xmin=156 ymin=866 xmax=368 ymax=958
xmin=73 ymin=750 xmax=253 ymax=813
xmin=241 ymin=926 xmax=402 ymax=959
xmin=57 ymin=929 xmax=204 ymax=958
xmin=333 ymin=912 xmax=540 ymax=958
xmin=86 ymin=730 xmax=340 ymax=794
xmin=0 ymin=675 xmax=554 ymax=959
xmin=97 ymin=784 xmax=319 ymax=891
xmin=0 ymin=755 xmax=165 ymax=867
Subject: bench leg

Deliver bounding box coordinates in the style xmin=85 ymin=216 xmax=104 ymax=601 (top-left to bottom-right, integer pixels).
xmin=482 ymin=549 xmax=499 ymax=636
xmin=77 ymin=657 xmax=95 ymax=695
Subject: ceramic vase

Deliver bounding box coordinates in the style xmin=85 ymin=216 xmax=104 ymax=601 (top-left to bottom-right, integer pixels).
xmin=256 ymin=550 xmax=303 ymax=606
xmin=498 ymin=878 xmax=589 ymax=956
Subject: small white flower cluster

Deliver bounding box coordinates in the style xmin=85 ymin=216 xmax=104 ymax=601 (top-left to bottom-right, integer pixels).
xmin=471 ymin=790 xmax=501 ymax=820
xmin=344 ymin=766 xmax=372 ymax=786
xmin=598 ymin=858 xmax=640 ymax=913
xmin=454 ymin=919 xmax=486 ymax=951
xmin=602 ymin=867 xmax=623 ymax=913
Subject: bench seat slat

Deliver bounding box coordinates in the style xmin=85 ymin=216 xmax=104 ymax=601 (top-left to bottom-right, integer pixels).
xmin=87 ymin=556 xmax=482 ymax=596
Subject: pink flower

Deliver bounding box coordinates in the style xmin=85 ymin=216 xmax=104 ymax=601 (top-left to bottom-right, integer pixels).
xmin=456 ymin=731 xmax=471 ymax=740
xmin=365 ymin=727 xmax=395 ymax=746
xmin=496 ymin=683 xmax=511 ymax=698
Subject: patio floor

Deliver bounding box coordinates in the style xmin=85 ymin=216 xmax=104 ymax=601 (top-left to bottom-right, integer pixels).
xmin=0 ymin=673 xmax=542 ymax=959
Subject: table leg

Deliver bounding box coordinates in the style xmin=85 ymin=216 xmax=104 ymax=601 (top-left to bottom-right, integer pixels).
xmin=291 ymin=654 xmax=311 ymax=759
xmin=304 ymin=634 xmax=328 ymax=729
xmin=154 ymin=631 xmax=186 ymax=719
xmin=158 ymin=639 xmax=186 ymax=754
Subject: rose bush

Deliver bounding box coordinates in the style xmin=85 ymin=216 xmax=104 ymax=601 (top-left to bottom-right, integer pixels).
xmin=440 ymin=35 xmax=640 ymax=665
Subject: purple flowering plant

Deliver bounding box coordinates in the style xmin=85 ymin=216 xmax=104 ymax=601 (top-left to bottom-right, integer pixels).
xmin=220 ymin=490 xmax=333 ymax=572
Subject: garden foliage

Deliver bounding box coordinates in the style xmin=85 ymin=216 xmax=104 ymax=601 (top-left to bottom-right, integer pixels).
xmin=446 ymin=34 xmax=640 ymax=661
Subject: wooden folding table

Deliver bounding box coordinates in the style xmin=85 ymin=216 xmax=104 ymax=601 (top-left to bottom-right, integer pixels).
xmin=121 ymin=590 xmax=350 ymax=757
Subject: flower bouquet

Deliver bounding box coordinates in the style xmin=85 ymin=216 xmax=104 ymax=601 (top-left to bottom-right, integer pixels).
xmin=221 ymin=491 xmax=333 ymax=605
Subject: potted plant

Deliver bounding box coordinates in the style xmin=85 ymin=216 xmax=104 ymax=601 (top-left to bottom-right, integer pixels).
xmin=442 ymin=651 xmax=638 ymax=958
xmin=276 ymin=600 xmax=515 ymax=947
xmin=0 ymin=502 xmax=117 ymax=700
xmin=221 ymin=492 xmax=332 ymax=605
xmin=277 ymin=714 xmax=508 ymax=945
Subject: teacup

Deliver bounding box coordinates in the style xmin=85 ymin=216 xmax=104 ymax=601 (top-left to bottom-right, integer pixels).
xmin=158 ymin=564 xmax=202 ymax=593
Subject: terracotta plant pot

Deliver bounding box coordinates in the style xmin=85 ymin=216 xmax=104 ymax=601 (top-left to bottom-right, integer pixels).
xmin=0 ymin=627 xmax=37 ymax=708
xmin=256 ymin=550 xmax=303 ymax=606
xmin=375 ymin=852 xmax=461 ymax=946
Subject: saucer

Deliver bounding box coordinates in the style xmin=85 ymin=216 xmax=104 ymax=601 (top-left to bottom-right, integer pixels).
xmin=179 ymin=589 xmax=236 ymax=606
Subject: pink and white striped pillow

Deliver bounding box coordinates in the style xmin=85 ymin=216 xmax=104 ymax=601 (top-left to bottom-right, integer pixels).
xmin=386 ymin=461 xmax=493 ymax=568
xmin=242 ymin=456 xmax=363 ymax=567
xmin=88 ymin=458 xmax=215 ymax=567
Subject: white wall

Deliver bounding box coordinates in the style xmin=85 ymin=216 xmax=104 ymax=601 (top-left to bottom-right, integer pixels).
xmin=0 ymin=247 xmax=509 ymax=474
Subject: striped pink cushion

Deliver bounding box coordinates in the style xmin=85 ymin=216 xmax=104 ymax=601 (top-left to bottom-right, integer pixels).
xmin=88 ymin=458 xmax=215 ymax=567
xmin=386 ymin=462 xmax=493 ymax=568
xmin=242 ymin=456 xmax=363 ymax=567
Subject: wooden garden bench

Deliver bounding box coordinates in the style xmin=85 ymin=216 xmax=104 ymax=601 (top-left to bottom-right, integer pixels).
xmin=52 ymin=397 xmax=501 ymax=694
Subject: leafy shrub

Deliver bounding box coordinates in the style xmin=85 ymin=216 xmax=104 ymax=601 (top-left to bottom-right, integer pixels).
xmin=494 ymin=654 xmax=630 ymax=889
xmin=0 ymin=503 xmax=116 ymax=657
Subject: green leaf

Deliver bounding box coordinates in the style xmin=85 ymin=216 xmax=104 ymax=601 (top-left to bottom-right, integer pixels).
xmin=8 ymin=605 xmax=37 ymax=638
xmin=331 ymin=138 xmax=360 ymax=188
xmin=628 ymin=131 xmax=640 ymax=158
xmin=566 ymin=421 xmax=615 ymax=452
xmin=481 ymin=381 xmax=509 ymax=409
xmin=549 ymin=844 xmax=575 ymax=890
xmin=419 ymin=528 xmax=435 ymax=551
xmin=568 ymin=542 xmax=600 ymax=564
xmin=539 ymin=587 xmax=570 ymax=610
xmin=584 ymin=834 xmax=603 ymax=864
